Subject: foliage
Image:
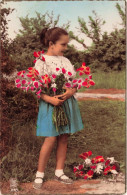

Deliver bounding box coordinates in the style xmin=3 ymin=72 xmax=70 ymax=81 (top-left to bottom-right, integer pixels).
xmin=10 ymin=12 xmax=70 ymax=70
xmin=70 ymin=3 xmax=125 ymax=72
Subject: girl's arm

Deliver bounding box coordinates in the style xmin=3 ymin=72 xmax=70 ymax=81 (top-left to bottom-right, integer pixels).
xmin=41 ymin=93 xmax=64 ymax=106
xmin=54 ymin=87 xmax=77 ymax=101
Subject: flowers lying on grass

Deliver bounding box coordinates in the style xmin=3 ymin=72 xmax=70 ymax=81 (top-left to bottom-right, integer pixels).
xmin=73 ymin=151 xmax=120 ymax=180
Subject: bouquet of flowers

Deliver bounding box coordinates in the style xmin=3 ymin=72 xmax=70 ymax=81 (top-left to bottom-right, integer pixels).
xmin=73 ymin=151 xmax=120 ymax=180
xmin=15 ymin=50 xmax=95 ymax=131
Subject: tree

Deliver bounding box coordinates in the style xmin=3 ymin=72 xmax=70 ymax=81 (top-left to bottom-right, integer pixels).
xmin=70 ymin=3 xmax=125 ymax=71
xmin=11 ymin=12 xmax=70 ymax=70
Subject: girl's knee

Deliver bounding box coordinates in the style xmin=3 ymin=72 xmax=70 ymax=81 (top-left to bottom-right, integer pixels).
xmin=45 ymin=136 xmax=57 ymax=145
xmin=58 ymin=134 xmax=68 ymax=144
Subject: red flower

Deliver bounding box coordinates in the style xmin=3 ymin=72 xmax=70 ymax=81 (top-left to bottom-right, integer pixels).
xmin=68 ymin=72 xmax=72 ymax=76
xmin=105 ymin=160 xmax=110 ymax=166
xmin=78 ymin=79 xmax=82 ymax=83
xmin=72 ymin=79 xmax=77 ymax=83
xmin=90 ymin=165 xmax=96 ymax=169
xmin=84 ymin=175 xmax=88 ymax=180
xmin=56 ymin=68 xmax=60 ymax=71
xmin=78 ymin=164 xmax=84 ymax=170
xmin=73 ymin=167 xmax=78 ymax=173
xmin=112 ymin=165 xmax=117 ymax=170
xmin=82 ymin=81 xmax=88 ymax=87
xmin=91 ymin=156 xmax=105 ymax=164
xmin=52 ymin=74 xmax=56 ymax=79
xmin=89 ymin=75 xmax=92 ymax=79
xmin=62 ymin=68 xmax=66 ymax=74
xmin=33 ymin=60 xmax=37 ymax=63
xmin=42 ymin=56 xmax=45 ymax=61
xmin=17 ymin=70 xmax=25 ymax=77
xmin=89 ymin=80 xmax=95 ymax=86
xmin=34 ymin=82 xmax=39 ymax=88
xmin=79 ymin=72 xmax=83 ymax=76
xmin=22 ymin=80 xmax=26 ymax=85
xmin=79 ymin=151 xmax=92 ymax=160
xmin=82 ymin=62 xmax=86 ymax=66
xmin=104 ymin=166 xmax=111 ymax=175
xmin=33 ymin=51 xmax=39 ymax=58
xmin=87 ymin=170 xmax=94 ymax=176
xmin=65 ymin=83 xmax=71 ymax=87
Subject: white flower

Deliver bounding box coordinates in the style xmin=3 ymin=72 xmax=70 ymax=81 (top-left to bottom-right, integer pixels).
xmin=51 ymin=83 xmax=56 ymax=88
xmin=95 ymin=163 xmax=104 ymax=174
xmin=84 ymin=158 xmax=91 ymax=165
xmin=111 ymin=170 xmax=118 ymax=175
xmin=107 ymin=157 xmax=115 ymax=164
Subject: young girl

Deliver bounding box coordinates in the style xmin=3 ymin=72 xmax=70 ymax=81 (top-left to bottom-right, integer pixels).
xmin=33 ymin=27 xmax=84 ymax=189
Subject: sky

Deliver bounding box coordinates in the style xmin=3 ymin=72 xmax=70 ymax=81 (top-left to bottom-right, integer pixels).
xmin=4 ymin=0 xmax=125 ymax=50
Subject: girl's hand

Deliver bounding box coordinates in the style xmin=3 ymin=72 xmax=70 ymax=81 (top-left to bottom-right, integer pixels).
xmin=41 ymin=94 xmax=64 ymax=106
xmin=54 ymin=87 xmax=77 ymax=101
xmin=48 ymin=96 xmax=64 ymax=106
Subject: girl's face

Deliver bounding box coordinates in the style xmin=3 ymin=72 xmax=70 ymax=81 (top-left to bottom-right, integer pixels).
xmin=50 ymin=35 xmax=69 ymax=56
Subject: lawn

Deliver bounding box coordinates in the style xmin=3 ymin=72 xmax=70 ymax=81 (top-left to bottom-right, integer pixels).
xmin=78 ymin=70 xmax=126 ymax=91
xmin=1 ymin=100 xmax=125 ymax=183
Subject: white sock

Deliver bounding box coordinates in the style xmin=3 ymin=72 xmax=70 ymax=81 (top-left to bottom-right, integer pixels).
xmin=34 ymin=171 xmax=44 ymax=184
xmin=55 ymin=169 xmax=69 ymax=179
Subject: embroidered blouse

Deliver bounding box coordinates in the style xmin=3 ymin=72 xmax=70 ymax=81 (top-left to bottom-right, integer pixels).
xmin=34 ymin=55 xmax=76 ymax=78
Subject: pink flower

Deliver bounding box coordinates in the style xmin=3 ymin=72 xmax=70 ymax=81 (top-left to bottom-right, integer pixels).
xmin=34 ymin=82 xmax=39 ymax=88
xmin=62 ymin=68 xmax=66 ymax=74
xmin=22 ymin=80 xmax=26 ymax=85
xmin=31 ymin=87 xmax=34 ymax=91
xmin=16 ymin=84 xmax=21 ymax=88
xmin=56 ymin=68 xmax=60 ymax=71
xmin=65 ymin=83 xmax=71 ymax=87
xmin=78 ymin=79 xmax=82 ymax=83
xmin=15 ymin=79 xmax=20 ymax=83
xmin=68 ymin=72 xmax=72 ymax=76
xmin=36 ymin=89 xmax=42 ymax=94
xmin=37 ymin=95 xmax=41 ymax=99
xmin=53 ymin=88 xmax=56 ymax=92
xmin=39 ymin=79 xmax=43 ymax=83
xmin=22 ymin=87 xmax=26 ymax=90
xmin=72 ymin=79 xmax=77 ymax=83
xmin=52 ymin=74 xmax=56 ymax=79
xmin=72 ymin=84 xmax=78 ymax=88
xmin=78 ymin=84 xmax=82 ymax=89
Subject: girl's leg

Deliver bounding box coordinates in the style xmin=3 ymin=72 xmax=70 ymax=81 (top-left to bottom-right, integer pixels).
xmin=55 ymin=134 xmax=73 ymax=183
xmin=33 ymin=136 xmax=56 ymax=189
xmin=55 ymin=134 xmax=68 ymax=169
xmin=38 ymin=136 xmax=57 ymax=172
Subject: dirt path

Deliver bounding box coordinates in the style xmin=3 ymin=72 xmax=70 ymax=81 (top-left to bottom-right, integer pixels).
xmin=1 ymin=175 xmax=125 ymax=195
xmin=75 ymin=88 xmax=125 ymax=101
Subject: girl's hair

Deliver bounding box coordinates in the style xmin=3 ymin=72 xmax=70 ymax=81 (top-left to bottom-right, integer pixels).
xmin=40 ymin=27 xmax=68 ymax=47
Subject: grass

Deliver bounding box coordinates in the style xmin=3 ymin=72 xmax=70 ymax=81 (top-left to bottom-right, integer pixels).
xmin=1 ymin=100 xmax=125 ymax=183
xmin=77 ymin=70 xmax=126 ymax=91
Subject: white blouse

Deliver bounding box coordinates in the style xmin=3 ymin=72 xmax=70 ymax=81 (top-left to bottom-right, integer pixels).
xmin=34 ymin=55 xmax=76 ymax=78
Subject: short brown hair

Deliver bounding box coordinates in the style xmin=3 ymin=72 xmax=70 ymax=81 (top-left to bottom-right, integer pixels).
xmin=40 ymin=27 xmax=68 ymax=47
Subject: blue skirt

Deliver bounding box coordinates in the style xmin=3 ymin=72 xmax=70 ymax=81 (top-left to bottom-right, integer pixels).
xmin=36 ymin=96 xmax=84 ymax=137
